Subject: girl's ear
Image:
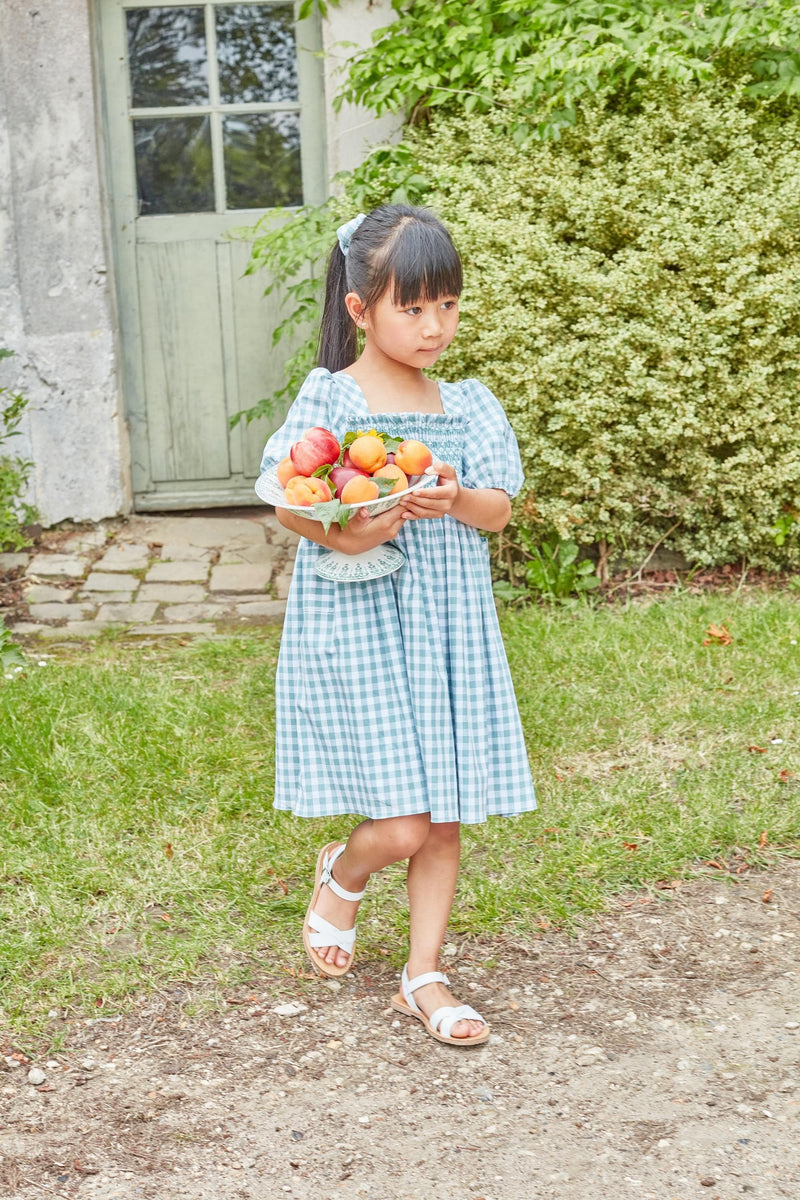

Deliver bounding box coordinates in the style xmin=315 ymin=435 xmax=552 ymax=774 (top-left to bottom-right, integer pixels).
xmin=344 ymin=292 xmax=367 ymax=328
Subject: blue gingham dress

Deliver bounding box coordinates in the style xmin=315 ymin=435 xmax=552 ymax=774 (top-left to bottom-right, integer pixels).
xmin=260 ymin=368 xmax=537 ymax=825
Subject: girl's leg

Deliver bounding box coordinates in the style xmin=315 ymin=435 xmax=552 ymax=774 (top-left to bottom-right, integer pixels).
xmin=312 ymin=812 xmax=431 ymax=970
xmin=405 ymin=822 xmax=484 ymax=1040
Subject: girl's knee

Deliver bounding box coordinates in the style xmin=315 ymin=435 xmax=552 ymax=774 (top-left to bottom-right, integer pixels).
xmin=426 ymin=821 xmax=461 ymax=850
xmin=376 ymin=813 xmax=431 ymax=861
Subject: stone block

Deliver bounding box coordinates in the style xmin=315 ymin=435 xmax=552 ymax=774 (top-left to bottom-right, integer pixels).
xmin=24 ymin=584 xmax=75 ymax=603
xmin=26 ymin=554 xmax=89 ymax=578
xmin=157 ymin=543 xmax=214 ymax=563
xmin=79 ymin=591 xmax=135 ymax=604
xmin=60 ymin=529 xmax=108 ymax=552
xmin=6 ymin=621 xmax=103 ymax=638
xmin=218 ymin=544 xmax=277 ymax=567
xmin=274 ymin=567 xmax=294 ymax=600
xmin=40 ymin=622 xmax=105 ymax=639
xmin=28 ymin=602 xmax=97 ymax=621
xmin=96 ymin=602 xmax=158 ymax=623
xmin=161 ymin=603 xmax=228 ymax=622
xmin=137 ymin=583 xmax=206 ymax=604
xmin=128 ymin=516 xmax=266 ymax=548
xmin=94 ymin=543 xmax=151 ymax=571
xmin=233 ymin=601 xmax=286 ymax=621
xmin=209 ymin=563 xmax=271 ymax=593
xmin=270 ymin=526 xmax=301 ymax=550
xmin=0 ymin=552 xmax=31 ymax=572
xmin=145 ymin=560 xmax=210 ymax=583
xmin=84 ymin=572 xmax=140 ymax=591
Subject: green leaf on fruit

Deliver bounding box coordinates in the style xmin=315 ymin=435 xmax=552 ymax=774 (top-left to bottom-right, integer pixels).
xmin=382 ymin=435 xmax=403 ymax=454
xmin=312 ymin=498 xmax=344 ymax=534
xmin=312 ymin=462 xmax=334 ymax=480
xmin=337 ymin=505 xmax=353 ymax=530
xmin=373 ymin=476 xmax=401 ymax=498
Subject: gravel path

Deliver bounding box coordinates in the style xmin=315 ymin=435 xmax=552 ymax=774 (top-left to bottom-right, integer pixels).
xmin=2 ymin=860 xmax=799 ymax=1200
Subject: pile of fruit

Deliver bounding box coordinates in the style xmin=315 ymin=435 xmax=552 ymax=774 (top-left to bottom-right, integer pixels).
xmin=276 ymin=426 xmax=434 ymax=530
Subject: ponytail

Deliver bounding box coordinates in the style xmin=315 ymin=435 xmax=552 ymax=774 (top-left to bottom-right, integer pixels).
xmin=317 ymin=245 xmax=357 ymax=373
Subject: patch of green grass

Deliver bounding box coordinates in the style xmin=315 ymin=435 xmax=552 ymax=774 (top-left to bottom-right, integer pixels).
xmin=1 ymin=595 xmax=799 ymax=1034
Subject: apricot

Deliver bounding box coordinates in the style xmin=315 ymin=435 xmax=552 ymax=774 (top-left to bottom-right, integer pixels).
xmin=340 ymin=475 xmax=380 ymax=504
xmin=394 ymin=439 xmax=433 ymax=475
xmin=373 ymin=464 xmax=409 ymax=495
xmin=348 ymin=434 xmax=387 ymax=474
xmin=276 ymin=456 xmax=297 ymax=487
xmin=284 ymin=475 xmax=332 ymax=506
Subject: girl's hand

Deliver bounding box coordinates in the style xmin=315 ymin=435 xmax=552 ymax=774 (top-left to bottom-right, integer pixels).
xmin=400 ymin=461 xmax=459 ymax=521
xmin=331 ymin=503 xmax=408 ymax=555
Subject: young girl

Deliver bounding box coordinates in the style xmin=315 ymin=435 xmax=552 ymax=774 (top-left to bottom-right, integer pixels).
xmin=260 ymin=204 xmax=536 ymax=1047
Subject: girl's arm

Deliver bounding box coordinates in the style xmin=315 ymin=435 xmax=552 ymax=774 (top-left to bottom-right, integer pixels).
xmin=400 ymin=462 xmax=511 ymax=533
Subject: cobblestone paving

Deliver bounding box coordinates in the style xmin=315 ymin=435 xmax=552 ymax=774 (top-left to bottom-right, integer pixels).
xmin=0 ymin=510 xmax=298 ymax=638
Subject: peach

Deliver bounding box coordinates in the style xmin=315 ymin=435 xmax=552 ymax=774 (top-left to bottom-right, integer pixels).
xmin=276 ymin=456 xmax=297 ymax=487
xmin=373 ymin=464 xmax=409 ymax=495
xmin=284 ymin=475 xmax=332 ymax=506
xmin=394 ymin=439 xmax=433 ymax=475
xmin=290 ymin=426 xmax=341 ymax=476
xmin=348 ymin=434 xmax=387 ymax=474
xmin=340 ymin=475 xmax=380 ymax=504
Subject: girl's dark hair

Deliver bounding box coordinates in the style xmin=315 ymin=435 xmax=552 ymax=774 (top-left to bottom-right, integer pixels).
xmin=317 ymin=205 xmax=463 ymax=373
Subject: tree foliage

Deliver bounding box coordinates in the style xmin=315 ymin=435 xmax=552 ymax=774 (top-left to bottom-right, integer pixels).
xmin=339 ymin=0 xmax=800 ymax=139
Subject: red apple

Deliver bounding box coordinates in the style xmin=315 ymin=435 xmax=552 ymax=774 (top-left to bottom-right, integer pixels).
xmin=329 ymin=464 xmax=370 ymax=497
xmin=290 ymin=426 xmax=341 ymax=476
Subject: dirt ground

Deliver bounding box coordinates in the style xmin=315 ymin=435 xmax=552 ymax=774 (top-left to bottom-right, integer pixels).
xmin=2 ymin=860 xmax=799 ymax=1200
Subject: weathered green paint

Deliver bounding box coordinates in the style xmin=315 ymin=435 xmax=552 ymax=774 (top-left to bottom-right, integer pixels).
xmin=95 ymin=1 xmax=326 ymax=510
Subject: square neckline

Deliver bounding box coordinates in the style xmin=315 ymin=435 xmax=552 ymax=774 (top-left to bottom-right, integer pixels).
xmin=335 ymin=369 xmax=451 ymax=418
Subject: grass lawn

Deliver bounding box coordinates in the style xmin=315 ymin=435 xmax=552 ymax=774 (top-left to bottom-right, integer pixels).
xmin=1 ymin=592 xmax=799 ymax=1036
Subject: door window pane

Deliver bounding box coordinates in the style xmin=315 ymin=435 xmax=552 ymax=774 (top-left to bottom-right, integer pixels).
xmin=223 ymin=113 xmax=302 ymax=209
xmin=216 ymin=4 xmax=298 ymax=104
xmin=133 ymin=117 xmax=214 ymax=214
xmin=127 ymin=7 xmax=208 ymax=107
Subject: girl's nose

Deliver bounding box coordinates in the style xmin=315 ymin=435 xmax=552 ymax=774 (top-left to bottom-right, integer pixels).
xmin=422 ymin=310 xmax=443 ymax=337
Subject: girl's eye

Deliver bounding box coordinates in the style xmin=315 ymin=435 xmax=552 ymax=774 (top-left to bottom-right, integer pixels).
xmin=404 ymin=306 xmax=422 ymax=316
xmin=441 ymin=300 xmax=457 ymax=311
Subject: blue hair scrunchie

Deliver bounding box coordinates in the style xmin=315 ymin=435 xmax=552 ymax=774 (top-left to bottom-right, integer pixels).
xmin=336 ymin=213 xmax=366 ymax=257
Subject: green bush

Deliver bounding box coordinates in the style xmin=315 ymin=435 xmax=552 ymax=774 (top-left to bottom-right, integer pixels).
xmin=0 ymin=349 xmax=38 ymax=551
xmin=418 ymin=84 xmax=800 ymax=567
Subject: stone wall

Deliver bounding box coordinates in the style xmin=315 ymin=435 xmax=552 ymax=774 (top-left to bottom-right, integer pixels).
xmin=0 ymin=0 xmax=398 ymax=526
xmin=0 ymin=0 xmax=128 ymax=526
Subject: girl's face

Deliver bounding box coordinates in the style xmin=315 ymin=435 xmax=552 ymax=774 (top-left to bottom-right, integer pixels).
xmin=347 ymin=287 xmax=460 ymax=370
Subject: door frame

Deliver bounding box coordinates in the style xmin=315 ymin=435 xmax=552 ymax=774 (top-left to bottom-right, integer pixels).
xmin=93 ymin=0 xmax=327 ymax=510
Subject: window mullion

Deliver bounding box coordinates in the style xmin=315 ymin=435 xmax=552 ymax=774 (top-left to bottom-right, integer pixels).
xmin=205 ymin=3 xmax=226 ymax=214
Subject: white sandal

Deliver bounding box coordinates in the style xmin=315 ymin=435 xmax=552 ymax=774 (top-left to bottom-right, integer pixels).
xmin=390 ymin=965 xmax=490 ymax=1046
xmin=303 ymin=842 xmax=365 ymax=978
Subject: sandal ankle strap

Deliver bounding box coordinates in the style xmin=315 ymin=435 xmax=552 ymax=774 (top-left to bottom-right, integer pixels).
xmin=321 ymin=844 xmax=365 ymax=902
xmin=401 ymin=964 xmax=450 ymax=1012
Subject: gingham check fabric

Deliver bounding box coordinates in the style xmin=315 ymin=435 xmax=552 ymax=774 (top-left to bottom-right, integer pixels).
xmin=260 ymin=369 xmax=537 ymax=825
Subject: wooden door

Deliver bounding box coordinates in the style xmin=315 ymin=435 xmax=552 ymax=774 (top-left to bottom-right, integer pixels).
xmin=96 ymin=1 xmax=326 ymax=509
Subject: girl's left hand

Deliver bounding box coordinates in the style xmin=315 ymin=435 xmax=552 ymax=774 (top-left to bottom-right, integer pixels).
xmin=400 ymin=461 xmax=459 ymax=521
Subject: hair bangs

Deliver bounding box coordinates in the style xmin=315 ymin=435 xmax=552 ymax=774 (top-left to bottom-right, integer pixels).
xmin=368 ymin=218 xmax=462 ymax=310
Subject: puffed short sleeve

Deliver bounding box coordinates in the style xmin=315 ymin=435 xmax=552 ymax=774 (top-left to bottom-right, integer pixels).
xmin=259 ymin=368 xmax=333 ymax=474
xmin=459 ymin=379 xmax=524 ymax=496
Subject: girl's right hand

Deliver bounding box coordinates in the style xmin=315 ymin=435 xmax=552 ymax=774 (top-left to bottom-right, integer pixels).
xmin=331 ymin=504 xmax=410 ymax=555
